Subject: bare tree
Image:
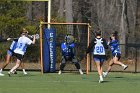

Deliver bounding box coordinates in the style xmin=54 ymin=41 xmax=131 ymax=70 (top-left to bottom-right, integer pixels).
xmin=26 ymin=2 xmax=33 ymax=21
xmin=119 ymin=0 xmax=127 ymax=56
xmin=59 ymin=0 xmax=64 ymax=17
xmin=65 ymin=0 xmax=73 ymax=34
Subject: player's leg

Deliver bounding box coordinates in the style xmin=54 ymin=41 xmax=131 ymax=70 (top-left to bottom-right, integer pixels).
xmin=0 ymin=51 xmax=12 ymax=76
xmin=8 ymin=53 xmax=23 ymax=76
xmin=72 ymin=57 xmax=83 ymax=74
xmin=100 ymin=61 xmax=104 ymax=75
xmin=8 ymin=59 xmax=21 ymax=76
xmin=113 ymin=54 xmax=128 ymax=70
xmin=96 ymin=62 xmax=104 ymax=83
xmin=94 ymin=58 xmax=104 ymax=83
xmin=103 ymin=59 xmax=114 ymax=77
xmin=1 ymin=54 xmax=11 ymax=70
xmin=99 ymin=59 xmax=105 ymax=83
xmin=20 ymin=62 xmax=27 ymax=75
xmin=58 ymin=57 xmax=66 ymax=74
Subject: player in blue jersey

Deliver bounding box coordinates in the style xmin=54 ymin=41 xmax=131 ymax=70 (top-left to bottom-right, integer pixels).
xmin=103 ymin=31 xmax=128 ymax=77
xmin=86 ymin=30 xmax=108 ymax=83
xmin=8 ymin=30 xmax=36 ymax=76
xmin=0 ymin=37 xmax=11 ymax=76
xmin=0 ymin=38 xmax=27 ymax=76
xmin=58 ymin=34 xmax=83 ymax=75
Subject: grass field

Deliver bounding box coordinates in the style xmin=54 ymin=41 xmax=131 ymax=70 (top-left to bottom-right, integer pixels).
xmin=0 ymin=71 xmax=140 ymax=93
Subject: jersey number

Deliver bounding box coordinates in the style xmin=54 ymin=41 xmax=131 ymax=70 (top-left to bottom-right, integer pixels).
xmin=17 ymin=43 xmax=25 ymax=51
xmin=96 ymin=46 xmax=104 ymax=53
xmin=17 ymin=43 xmax=23 ymax=48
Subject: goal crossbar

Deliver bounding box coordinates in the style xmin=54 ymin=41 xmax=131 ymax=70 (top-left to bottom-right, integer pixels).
xmin=40 ymin=22 xmax=89 ymax=25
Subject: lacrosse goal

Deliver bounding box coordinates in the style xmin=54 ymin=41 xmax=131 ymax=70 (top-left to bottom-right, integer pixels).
xmin=39 ymin=22 xmax=91 ymax=74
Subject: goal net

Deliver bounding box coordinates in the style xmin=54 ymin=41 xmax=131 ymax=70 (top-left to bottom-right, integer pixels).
xmin=40 ymin=22 xmax=90 ymax=74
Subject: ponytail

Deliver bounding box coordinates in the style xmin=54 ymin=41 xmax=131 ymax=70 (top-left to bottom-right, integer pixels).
xmin=112 ymin=31 xmax=118 ymax=40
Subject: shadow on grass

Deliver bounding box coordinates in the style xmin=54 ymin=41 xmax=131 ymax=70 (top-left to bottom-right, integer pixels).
xmin=102 ymin=81 xmax=110 ymax=83
xmin=114 ymin=76 xmax=124 ymax=78
xmin=18 ymin=74 xmax=38 ymax=77
xmin=6 ymin=73 xmax=38 ymax=77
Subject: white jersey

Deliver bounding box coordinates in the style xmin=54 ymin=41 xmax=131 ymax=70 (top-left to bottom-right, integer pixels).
xmin=93 ymin=38 xmax=105 ymax=55
xmin=14 ymin=36 xmax=33 ymax=55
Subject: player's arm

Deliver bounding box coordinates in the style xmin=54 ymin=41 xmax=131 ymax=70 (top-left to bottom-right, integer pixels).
xmin=61 ymin=43 xmax=64 ymax=56
xmin=31 ymin=35 xmax=36 ymax=44
xmin=102 ymin=38 xmax=108 ymax=49
xmin=86 ymin=39 xmax=96 ymax=54
xmin=26 ymin=35 xmax=36 ymax=45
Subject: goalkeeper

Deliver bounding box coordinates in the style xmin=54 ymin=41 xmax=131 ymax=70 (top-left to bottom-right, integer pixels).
xmin=58 ymin=34 xmax=83 ymax=75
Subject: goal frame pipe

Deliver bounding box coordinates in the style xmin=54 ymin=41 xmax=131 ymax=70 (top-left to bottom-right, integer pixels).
xmin=40 ymin=24 xmax=43 ymax=74
xmin=40 ymin=22 xmax=91 ymax=74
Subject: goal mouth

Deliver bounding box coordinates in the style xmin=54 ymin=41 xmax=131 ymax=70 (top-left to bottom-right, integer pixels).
xmin=39 ymin=22 xmax=91 ymax=74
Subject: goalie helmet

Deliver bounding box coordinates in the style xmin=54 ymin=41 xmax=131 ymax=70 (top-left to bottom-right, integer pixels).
xmin=64 ymin=34 xmax=75 ymax=44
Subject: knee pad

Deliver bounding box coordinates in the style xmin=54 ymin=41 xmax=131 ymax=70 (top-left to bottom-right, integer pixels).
xmin=75 ymin=62 xmax=80 ymax=69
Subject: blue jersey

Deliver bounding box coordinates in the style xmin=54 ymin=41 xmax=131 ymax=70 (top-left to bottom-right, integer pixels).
xmin=7 ymin=39 xmax=18 ymax=56
xmin=61 ymin=42 xmax=75 ymax=57
xmin=109 ymin=40 xmax=121 ymax=55
xmin=9 ymin=39 xmax=18 ymax=51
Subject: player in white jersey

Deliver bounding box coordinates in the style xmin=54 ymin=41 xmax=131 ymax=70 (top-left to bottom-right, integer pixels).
xmin=86 ymin=31 xmax=108 ymax=83
xmin=8 ymin=30 xmax=35 ymax=76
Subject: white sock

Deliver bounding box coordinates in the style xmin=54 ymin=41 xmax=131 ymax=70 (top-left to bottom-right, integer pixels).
xmin=0 ymin=69 xmax=2 ymax=72
xmin=10 ymin=69 xmax=14 ymax=73
xmin=79 ymin=69 xmax=82 ymax=72
xmin=100 ymin=75 xmax=103 ymax=81
xmin=121 ymin=64 xmax=126 ymax=67
xmin=79 ymin=69 xmax=83 ymax=74
xmin=22 ymin=69 xmax=26 ymax=73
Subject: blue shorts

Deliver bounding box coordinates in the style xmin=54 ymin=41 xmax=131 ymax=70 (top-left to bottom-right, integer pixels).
xmin=93 ymin=57 xmax=105 ymax=62
xmin=7 ymin=50 xmax=13 ymax=56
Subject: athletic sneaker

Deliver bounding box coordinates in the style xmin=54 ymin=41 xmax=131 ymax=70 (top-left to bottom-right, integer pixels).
xmin=58 ymin=70 xmax=62 ymax=75
xmin=0 ymin=69 xmax=4 ymax=76
xmin=99 ymin=79 xmax=104 ymax=83
xmin=103 ymin=72 xmax=108 ymax=77
xmin=23 ymin=71 xmax=28 ymax=75
xmin=0 ymin=73 xmax=4 ymax=76
xmin=8 ymin=72 xmax=12 ymax=77
xmin=123 ymin=65 xmax=128 ymax=70
xmin=79 ymin=69 xmax=83 ymax=75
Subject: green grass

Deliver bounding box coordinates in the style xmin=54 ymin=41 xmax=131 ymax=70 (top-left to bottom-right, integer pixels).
xmin=0 ymin=72 xmax=140 ymax=93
